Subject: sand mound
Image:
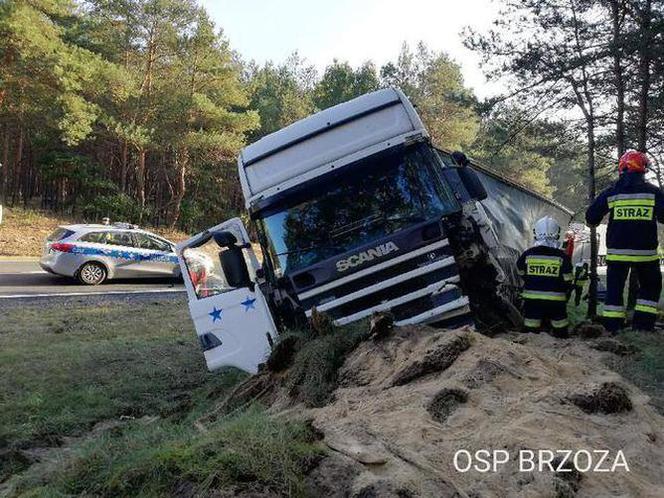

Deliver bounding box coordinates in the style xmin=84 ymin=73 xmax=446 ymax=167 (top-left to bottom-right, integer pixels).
xmin=281 ymin=327 xmax=664 ymax=497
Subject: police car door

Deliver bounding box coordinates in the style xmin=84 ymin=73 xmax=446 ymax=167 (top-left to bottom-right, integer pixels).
xmin=132 ymin=233 xmax=179 ymax=277
xmin=176 ymin=218 xmax=278 ymax=374
xmin=105 ymin=230 xmax=141 ymax=277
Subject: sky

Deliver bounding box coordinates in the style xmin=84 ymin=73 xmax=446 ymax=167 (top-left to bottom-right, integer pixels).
xmin=199 ymin=0 xmax=503 ymax=99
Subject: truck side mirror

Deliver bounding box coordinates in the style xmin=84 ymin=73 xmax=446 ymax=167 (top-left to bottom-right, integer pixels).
xmin=220 ymin=246 xmax=252 ymax=289
xmin=458 ymin=167 xmax=488 ymax=201
xmin=213 ymin=230 xmax=238 ymax=247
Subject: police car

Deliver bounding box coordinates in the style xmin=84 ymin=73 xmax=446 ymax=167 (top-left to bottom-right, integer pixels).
xmin=40 ymin=223 xmax=180 ymax=285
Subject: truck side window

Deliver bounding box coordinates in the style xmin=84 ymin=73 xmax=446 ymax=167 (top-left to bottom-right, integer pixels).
xmin=183 ymin=238 xmax=249 ymax=299
xmin=410 ymin=146 xmax=459 ymax=213
xmin=435 ymin=150 xmax=457 ymax=168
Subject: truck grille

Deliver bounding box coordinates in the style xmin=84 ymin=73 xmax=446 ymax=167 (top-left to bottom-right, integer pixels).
xmin=298 ymin=239 xmax=471 ymax=326
xmin=298 ymin=241 xmax=453 ymax=306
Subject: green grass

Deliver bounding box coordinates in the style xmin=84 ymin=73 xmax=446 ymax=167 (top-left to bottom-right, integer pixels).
xmin=282 ymin=321 xmax=370 ymax=407
xmin=0 ymin=301 xmax=232 ymax=451
xmin=567 ymin=299 xmax=588 ymax=327
xmin=11 ymin=407 xmax=321 ymax=497
xmin=566 ymin=285 xmax=664 ymax=414
xmin=0 ymin=300 xmax=322 ymax=496
xmin=610 ymin=331 xmax=664 ymax=414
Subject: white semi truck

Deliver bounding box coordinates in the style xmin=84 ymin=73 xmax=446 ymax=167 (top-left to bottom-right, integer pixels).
xmin=176 ymin=88 xmax=572 ymax=373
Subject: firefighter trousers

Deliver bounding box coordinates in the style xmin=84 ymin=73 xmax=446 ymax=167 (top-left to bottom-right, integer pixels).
xmin=522 ymin=299 xmax=569 ymax=335
xmin=603 ymin=261 xmax=661 ymax=332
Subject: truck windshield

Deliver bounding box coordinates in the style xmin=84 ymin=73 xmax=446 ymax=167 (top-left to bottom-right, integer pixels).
xmin=259 ymin=144 xmax=460 ymax=275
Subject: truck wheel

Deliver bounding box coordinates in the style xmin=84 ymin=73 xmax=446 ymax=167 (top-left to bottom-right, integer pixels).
xmin=77 ymin=262 xmax=107 ymax=285
xmin=498 ymin=296 xmax=524 ymax=329
xmin=471 ymin=294 xmax=523 ymax=335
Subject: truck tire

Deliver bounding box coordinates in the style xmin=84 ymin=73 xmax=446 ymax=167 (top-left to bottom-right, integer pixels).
xmin=77 ymin=262 xmax=107 ymax=285
xmin=472 ymin=293 xmax=523 ymax=335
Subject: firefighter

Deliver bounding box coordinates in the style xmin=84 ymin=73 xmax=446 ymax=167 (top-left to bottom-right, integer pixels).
xmin=573 ymin=261 xmax=589 ymax=306
xmin=586 ymin=150 xmax=664 ymax=332
xmin=517 ymin=216 xmax=574 ymax=337
xmin=563 ymin=230 xmax=575 ymax=258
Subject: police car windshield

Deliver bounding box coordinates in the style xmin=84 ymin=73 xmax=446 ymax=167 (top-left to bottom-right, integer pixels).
xmin=260 ymin=144 xmax=459 ymax=275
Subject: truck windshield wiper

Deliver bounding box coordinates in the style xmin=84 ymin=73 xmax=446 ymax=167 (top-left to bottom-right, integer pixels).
xmin=276 ymin=243 xmax=342 ymax=256
xmin=330 ymin=214 xmax=428 ymax=240
xmin=384 ymin=214 xmax=427 ymax=224
xmin=331 ymin=214 xmax=382 ymax=238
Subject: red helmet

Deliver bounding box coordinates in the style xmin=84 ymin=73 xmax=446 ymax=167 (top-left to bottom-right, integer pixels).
xmin=618 ymin=150 xmax=649 ymax=174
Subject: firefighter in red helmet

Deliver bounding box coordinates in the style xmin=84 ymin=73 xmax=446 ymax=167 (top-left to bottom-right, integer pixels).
xmin=586 ymin=150 xmax=664 ymax=332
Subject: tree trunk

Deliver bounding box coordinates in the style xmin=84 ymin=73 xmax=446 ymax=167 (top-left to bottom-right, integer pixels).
xmin=136 ymin=148 xmax=146 ymax=222
xmin=637 ymin=0 xmax=652 ymax=151
xmin=653 ymin=157 xmax=664 ymax=188
xmin=12 ymin=126 xmax=23 ymax=205
xmin=626 ymin=0 xmax=653 ymax=310
xmin=169 ymin=149 xmax=188 ymax=229
xmin=141 ymin=26 xmax=156 ymax=99
xmin=1 ymin=125 xmax=9 ymax=208
xmin=610 ymin=0 xmax=626 ymax=155
xmin=568 ymin=65 xmax=599 ymax=318
xmin=120 ymin=140 xmax=129 ymax=192
xmin=586 ymin=120 xmax=599 ymax=319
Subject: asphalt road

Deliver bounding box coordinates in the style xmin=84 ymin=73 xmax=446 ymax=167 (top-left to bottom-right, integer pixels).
xmin=0 ymin=260 xmax=185 ymax=299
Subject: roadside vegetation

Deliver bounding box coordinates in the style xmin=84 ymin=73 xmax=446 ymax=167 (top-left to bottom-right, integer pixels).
xmin=569 ymin=292 xmax=664 ymax=415
xmin=0 ymin=299 xmax=320 ymax=496
xmin=611 ymin=331 xmax=664 ymax=414
xmin=1 ymin=0 xmax=600 ymax=237
xmin=275 ymin=320 xmax=371 ymax=408
xmin=2 ymin=296 xmax=664 ymax=495
xmin=9 ymin=407 xmax=320 ymax=497
xmin=0 ymin=206 xmax=188 ymax=257
xmin=0 ymin=207 xmax=77 ymax=257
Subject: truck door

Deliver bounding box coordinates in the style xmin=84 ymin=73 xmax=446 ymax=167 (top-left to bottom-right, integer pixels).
xmin=176 ymin=218 xmax=278 ymax=374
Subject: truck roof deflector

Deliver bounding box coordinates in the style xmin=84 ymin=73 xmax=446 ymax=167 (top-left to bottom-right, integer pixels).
xmin=242 ymin=98 xmax=402 ymax=168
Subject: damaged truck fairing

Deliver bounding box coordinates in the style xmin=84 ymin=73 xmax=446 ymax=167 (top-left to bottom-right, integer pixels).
xmin=440 ymin=155 xmax=573 ymax=331
xmin=177 ymin=88 xmax=572 ymax=373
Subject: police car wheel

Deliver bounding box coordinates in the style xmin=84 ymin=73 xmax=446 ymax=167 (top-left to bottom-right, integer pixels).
xmin=77 ymin=262 xmax=107 ymax=285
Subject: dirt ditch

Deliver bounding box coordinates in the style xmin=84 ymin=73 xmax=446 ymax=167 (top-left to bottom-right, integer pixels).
xmin=276 ymin=326 xmax=664 ymax=497
xmin=178 ymin=317 xmax=664 ymax=497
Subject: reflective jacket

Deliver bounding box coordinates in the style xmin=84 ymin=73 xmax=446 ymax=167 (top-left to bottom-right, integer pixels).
xmin=586 ymin=173 xmax=664 ymax=263
xmin=517 ymin=245 xmax=573 ymax=302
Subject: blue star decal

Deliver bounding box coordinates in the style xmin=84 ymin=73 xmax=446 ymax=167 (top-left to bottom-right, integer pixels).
xmin=241 ymin=296 xmax=256 ymax=311
xmin=209 ymin=306 xmax=223 ymax=322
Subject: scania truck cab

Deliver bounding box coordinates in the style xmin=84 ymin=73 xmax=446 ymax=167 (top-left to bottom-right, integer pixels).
xmin=177 ymin=88 xmax=570 ymax=373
